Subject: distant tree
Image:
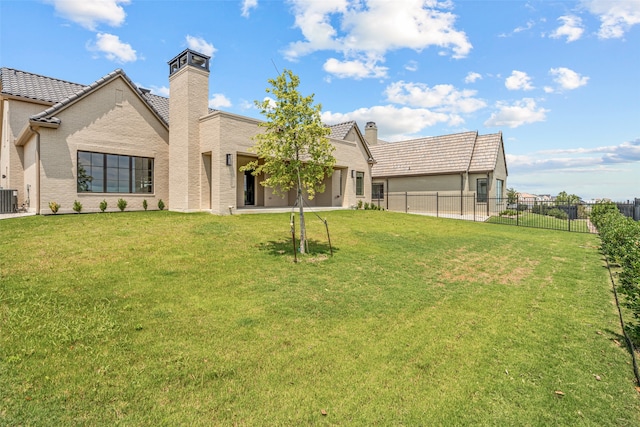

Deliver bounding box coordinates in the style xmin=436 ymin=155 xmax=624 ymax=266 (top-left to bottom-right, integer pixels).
xmin=241 ymin=69 xmax=335 ymax=255
xmin=507 ymin=187 xmax=519 ymax=205
xmin=556 ymin=191 xmax=580 ymax=205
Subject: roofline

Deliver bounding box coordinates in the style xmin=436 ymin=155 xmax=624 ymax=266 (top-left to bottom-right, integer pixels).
xmin=29 ymin=69 xmax=169 ymax=130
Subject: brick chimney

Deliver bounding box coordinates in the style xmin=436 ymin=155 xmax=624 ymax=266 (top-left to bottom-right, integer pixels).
xmin=167 ymin=49 xmax=210 ymax=212
xmin=365 ymin=121 xmax=378 ymax=145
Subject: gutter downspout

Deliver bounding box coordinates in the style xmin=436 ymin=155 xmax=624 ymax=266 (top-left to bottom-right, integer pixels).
xmin=460 ymin=173 xmax=464 ymax=216
xmin=30 ymin=126 xmax=41 ymax=215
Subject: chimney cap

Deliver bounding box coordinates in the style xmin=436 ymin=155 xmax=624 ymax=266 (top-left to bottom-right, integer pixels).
xmin=365 ymin=121 xmax=377 ymax=128
xmin=168 ymin=48 xmax=210 ymax=76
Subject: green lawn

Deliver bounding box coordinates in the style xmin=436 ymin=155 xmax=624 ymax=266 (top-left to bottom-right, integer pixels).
xmin=487 ymin=212 xmax=592 ymax=233
xmin=1 ymin=211 xmax=638 ymax=425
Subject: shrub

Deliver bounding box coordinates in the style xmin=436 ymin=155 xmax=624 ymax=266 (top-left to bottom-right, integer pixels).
xmin=117 ymin=198 xmax=127 ymax=212
xmin=364 ymin=202 xmax=370 ymax=210
xmin=99 ymin=199 xmax=107 ymax=213
xmin=142 ymin=199 xmax=148 ymax=211
xmin=72 ymin=200 xmax=82 ymax=213
xmin=158 ymin=199 xmax=165 ymax=211
xmin=591 ymin=202 xmax=640 ymax=345
xmin=499 ymin=209 xmax=518 ymax=217
xmin=357 ymin=200 xmax=363 ymax=210
xmin=547 ymin=208 xmax=568 ymax=220
xmin=48 ymin=201 xmax=60 ymax=214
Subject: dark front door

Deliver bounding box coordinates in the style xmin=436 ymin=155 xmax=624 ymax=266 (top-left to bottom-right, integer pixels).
xmin=244 ymin=170 xmax=255 ymax=205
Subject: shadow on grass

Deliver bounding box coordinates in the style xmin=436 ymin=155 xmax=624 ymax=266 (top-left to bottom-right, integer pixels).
xmin=259 ymin=238 xmax=339 ymax=259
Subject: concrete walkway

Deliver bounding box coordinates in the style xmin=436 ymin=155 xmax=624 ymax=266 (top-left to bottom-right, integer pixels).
xmin=0 ymin=212 xmax=36 ymax=220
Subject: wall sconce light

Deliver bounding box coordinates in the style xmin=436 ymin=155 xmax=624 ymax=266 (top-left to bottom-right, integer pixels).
xmin=226 ymin=154 xmax=232 ymax=166
xmin=351 ymin=170 xmax=356 ymax=178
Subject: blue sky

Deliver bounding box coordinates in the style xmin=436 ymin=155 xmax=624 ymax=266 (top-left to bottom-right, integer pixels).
xmin=1 ymin=0 xmax=638 ymax=200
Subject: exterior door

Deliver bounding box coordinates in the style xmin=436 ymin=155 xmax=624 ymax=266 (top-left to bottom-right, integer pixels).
xmin=244 ymin=170 xmax=255 ymax=205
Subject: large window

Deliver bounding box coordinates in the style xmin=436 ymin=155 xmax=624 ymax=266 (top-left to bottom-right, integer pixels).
xmin=356 ymin=171 xmax=364 ymax=196
xmin=77 ymin=151 xmax=153 ymax=193
xmin=477 ymin=178 xmax=488 ymax=203
xmin=496 ymin=179 xmax=504 ymax=203
xmin=372 ymin=182 xmax=384 ymax=200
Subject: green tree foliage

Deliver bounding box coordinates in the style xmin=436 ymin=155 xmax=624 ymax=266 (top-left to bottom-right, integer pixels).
xmin=242 ymin=69 xmax=335 ymax=254
xmin=556 ymin=191 xmax=580 ymax=205
xmin=506 ymin=187 xmax=519 ymax=205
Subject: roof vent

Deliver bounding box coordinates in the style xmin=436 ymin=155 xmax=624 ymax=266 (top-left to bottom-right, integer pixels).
xmin=139 ymin=87 xmax=151 ymax=94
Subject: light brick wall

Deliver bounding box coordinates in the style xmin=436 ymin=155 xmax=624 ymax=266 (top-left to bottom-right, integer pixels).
xmin=169 ymin=65 xmax=209 ymax=212
xmin=36 ymin=78 xmax=169 ymax=214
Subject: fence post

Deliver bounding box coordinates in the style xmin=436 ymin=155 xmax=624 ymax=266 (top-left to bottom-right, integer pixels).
xmin=405 ymin=192 xmax=408 ymax=213
xmin=517 ymin=197 xmax=519 ymax=227
xmin=473 ymin=193 xmax=477 ymax=221
xmin=436 ymin=192 xmax=439 ymax=217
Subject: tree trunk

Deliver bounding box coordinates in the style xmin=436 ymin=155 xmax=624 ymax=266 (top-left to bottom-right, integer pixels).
xmin=297 ymin=174 xmax=306 ymax=254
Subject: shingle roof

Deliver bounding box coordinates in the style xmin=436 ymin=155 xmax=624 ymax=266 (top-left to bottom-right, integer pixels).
xmin=328 ymin=121 xmax=356 ymax=140
xmin=1 ymin=67 xmax=169 ymax=126
xmin=370 ymin=131 xmax=506 ymax=178
xmin=468 ymin=132 xmax=503 ymax=173
xmin=370 ymin=131 xmax=482 ymax=177
xmin=1 ymin=67 xmax=86 ymax=104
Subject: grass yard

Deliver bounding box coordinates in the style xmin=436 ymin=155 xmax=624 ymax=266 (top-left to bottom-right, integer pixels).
xmin=1 ymin=210 xmax=639 ymax=426
xmin=487 ymin=212 xmax=592 ymax=233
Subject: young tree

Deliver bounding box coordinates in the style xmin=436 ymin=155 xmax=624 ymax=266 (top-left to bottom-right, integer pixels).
xmin=242 ymin=69 xmax=335 ymax=254
xmin=506 ymin=187 xmax=519 ymax=205
xmin=556 ymin=191 xmax=580 ymax=205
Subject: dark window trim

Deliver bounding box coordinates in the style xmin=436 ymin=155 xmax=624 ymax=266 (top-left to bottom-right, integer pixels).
xmin=77 ymin=150 xmax=154 ymax=194
xmin=356 ymin=171 xmax=365 ymax=196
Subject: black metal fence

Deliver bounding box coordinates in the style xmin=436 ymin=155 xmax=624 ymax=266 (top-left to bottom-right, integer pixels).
xmin=372 ymin=193 xmax=640 ymax=234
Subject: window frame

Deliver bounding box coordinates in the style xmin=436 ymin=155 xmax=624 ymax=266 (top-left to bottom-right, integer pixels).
xmin=355 ymin=171 xmax=365 ymax=196
xmin=372 ymin=182 xmax=384 ymax=200
xmin=477 ymin=178 xmax=488 ymax=203
xmin=77 ymin=150 xmax=154 ymax=194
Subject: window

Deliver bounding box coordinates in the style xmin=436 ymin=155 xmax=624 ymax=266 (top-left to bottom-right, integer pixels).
xmin=372 ymin=183 xmax=384 ymax=200
xmin=78 ymin=151 xmax=153 ymax=193
xmin=496 ymin=179 xmax=504 ymax=203
xmin=477 ymin=178 xmax=487 ymax=203
xmin=356 ymin=171 xmax=364 ymax=196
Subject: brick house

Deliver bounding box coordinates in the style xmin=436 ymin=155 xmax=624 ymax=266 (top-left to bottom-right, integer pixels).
xmin=364 ymin=123 xmax=508 ymax=208
xmin=0 ymin=49 xmax=374 ymax=215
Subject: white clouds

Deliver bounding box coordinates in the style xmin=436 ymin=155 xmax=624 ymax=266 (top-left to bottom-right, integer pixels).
xmin=464 ymin=72 xmax=482 ymax=84
xmin=484 ymin=98 xmax=548 ymax=128
xmin=186 ymin=35 xmax=216 ymax=58
xmin=505 ymin=70 xmax=534 ymax=91
xmin=321 ymin=78 xmax=488 ymax=140
xmin=209 ymin=94 xmax=232 ymax=109
xmin=549 ymin=67 xmax=589 ymax=91
xmin=90 ymin=33 xmax=137 ymax=62
xmin=384 ymin=81 xmax=486 ymax=113
xmin=323 ymin=57 xmax=388 ymax=79
xmin=284 ymin=0 xmax=471 ymax=79
xmin=583 ymin=0 xmax=640 ymax=39
xmin=241 ymin=0 xmax=258 ymax=18
xmin=47 ymin=0 xmax=129 ymax=30
xmin=550 ymin=15 xmax=584 ymax=42
xmin=404 ymin=60 xmax=419 ymax=72
xmin=507 ymin=138 xmax=640 ymax=175
xmin=149 ymin=86 xmax=170 ymax=97
xmin=322 ymin=105 xmax=453 ymax=141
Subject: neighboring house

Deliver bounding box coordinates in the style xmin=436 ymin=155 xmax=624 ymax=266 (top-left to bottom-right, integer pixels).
xmin=365 ymin=123 xmax=508 ymax=208
xmin=0 ymin=49 xmax=374 ymax=215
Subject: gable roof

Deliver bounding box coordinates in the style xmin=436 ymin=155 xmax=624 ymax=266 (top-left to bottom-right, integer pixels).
xmin=328 ymin=121 xmax=356 ymax=140
xmin=328 ymin=120 xmax=375 ymax=164
xmin=1 ymin=67 xmax=170 ymax=127
xmin=370 ymin=131 xmax=505 ymax=178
